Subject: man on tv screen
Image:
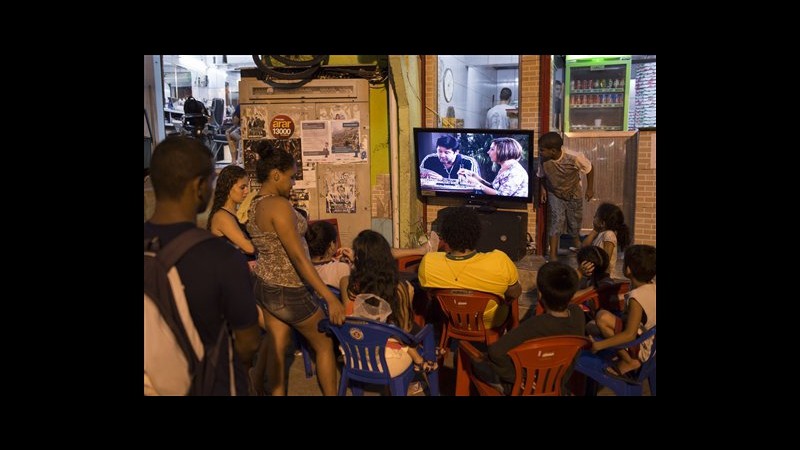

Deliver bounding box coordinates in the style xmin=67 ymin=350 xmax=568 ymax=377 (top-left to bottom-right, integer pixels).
xmin=419 ymin=135 xmax=480 ymax=181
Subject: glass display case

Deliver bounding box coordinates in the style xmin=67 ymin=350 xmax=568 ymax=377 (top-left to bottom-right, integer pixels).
xmin=564 ymin=55 xmax=631 ymax=132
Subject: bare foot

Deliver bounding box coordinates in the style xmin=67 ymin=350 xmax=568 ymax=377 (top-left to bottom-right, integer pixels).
xmin=612 ymin=358 xmax=641 ymax=376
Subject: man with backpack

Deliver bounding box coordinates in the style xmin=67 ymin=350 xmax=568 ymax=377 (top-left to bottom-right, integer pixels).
xmin=144 ymin=135 xmax=260 ymax=395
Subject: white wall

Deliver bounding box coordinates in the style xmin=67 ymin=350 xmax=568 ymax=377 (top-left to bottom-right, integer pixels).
xmin=438 ymin=55 xmax=519 ymax=128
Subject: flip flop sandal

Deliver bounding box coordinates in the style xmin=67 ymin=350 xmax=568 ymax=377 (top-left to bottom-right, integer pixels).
xmin=413 ymin=360 xmax=439 ymax=373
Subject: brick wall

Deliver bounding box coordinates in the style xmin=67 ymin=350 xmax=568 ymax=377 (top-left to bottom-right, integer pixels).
xmin=633 ymin=130 xmax=656 ymax=246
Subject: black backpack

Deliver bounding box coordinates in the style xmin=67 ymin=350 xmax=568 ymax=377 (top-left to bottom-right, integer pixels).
xmin=183 ymin=96 xmax=208 ymax=116
xmin=144 ymin=228 xmax=235 ymax=396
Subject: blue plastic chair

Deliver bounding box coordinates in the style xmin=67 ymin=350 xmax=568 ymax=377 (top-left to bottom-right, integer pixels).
xmin=297 ymin=286 xmax=338 ymax=378
xmin=318 ymin=317 xmax=440 ymax=396
xmin=575 ymin=326 xmax=656 ymax=396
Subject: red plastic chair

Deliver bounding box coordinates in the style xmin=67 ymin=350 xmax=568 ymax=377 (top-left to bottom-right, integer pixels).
xmin=432 ymin=289 xmax=510 ymax=349
xmin=535 ymin=280 xmax=630 ymax=317
xmin=397 ymin=255 xmax=423 ymax=273
xmin=458 ymin=336 xmax=590 ymax=396
xmin=431 ymin=288 xmax=518 ymax=395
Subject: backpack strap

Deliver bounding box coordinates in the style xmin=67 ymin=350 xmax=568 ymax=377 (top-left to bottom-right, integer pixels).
xmin=145 ymin=228 xmax=216 ymax=375
xmin=157 ymin=228 xmax=216 ymax=268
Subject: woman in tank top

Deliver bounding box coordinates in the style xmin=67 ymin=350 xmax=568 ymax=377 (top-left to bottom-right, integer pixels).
xmin=207 ymin=165 xmax=255 ymax=259
xmin=246 ymin=141 xmax=344 ymax=396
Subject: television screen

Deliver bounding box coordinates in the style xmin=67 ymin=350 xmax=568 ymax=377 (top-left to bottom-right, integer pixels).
xmin=413 ymin=128 xmax=535 ymax=203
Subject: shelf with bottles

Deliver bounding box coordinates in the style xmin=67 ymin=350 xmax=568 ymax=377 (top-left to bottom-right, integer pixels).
xmin=571 ymin=125 xmax=623 ymax=131
xmin=571 ymin=87 xmax=624 ymax=94
xmin=571 ymin=103 xmax=623 ymax=109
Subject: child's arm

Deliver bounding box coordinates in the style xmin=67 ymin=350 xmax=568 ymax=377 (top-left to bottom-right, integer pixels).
xmin=592 ymin=298 xmax=644 ymax=352
xmin=601 ymin=241 xmax=615 ymax=259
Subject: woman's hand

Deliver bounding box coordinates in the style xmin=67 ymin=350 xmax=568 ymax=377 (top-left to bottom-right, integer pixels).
xmin=326 ymin=297 xmax=345 ymax=325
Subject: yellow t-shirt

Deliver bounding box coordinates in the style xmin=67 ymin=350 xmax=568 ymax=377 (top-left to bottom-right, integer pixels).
xmin=419 ymin=250 xmax=519 ymax=328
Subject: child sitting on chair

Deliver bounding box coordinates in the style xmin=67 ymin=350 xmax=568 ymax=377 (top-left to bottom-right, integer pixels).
xmin=352 ymin=294 xmax=436 ymax=376
xmin=468 ymin=261 xmax=586 ymax=395
xmin=589 ymin=244 xmax=656 ymax=379
xmin=573 ymin=246 xmax=616 ymax=299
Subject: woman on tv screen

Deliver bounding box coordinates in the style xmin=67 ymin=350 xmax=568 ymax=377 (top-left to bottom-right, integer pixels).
xmin=458 ymin=137 xmax=528 ymax=197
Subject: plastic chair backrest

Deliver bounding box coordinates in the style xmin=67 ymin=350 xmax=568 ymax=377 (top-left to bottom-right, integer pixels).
xmin=433 ymin=289 xmax=502 ymax=341
xmin=318 ymin=317 xmax=439 ymax=396
xmin=433 ymin=289 xmax=506 ymax=344
xmin=461 ymin=336 xmax=590 ymax=396
xmin=397 ymin=255 xmax=423 ymax=272
xmin=535 ymin=280 xmax=631 ymax=317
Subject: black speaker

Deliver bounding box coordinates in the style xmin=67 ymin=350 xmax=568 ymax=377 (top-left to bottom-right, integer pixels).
xmin=475 ymin=210 xmax=528 ymax=261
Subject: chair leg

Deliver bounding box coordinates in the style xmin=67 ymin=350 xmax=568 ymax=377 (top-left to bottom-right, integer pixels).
xmin=338 ymin=374 xmax=348 ymax=396
xmin=350 ymin=381 xmax=364 ymax=396
xmin=427 ymin=370 xmax=440 ymax=396
xmin=454 ymin=349 xmax=471 ymax=396
xmin=389 ymin=378 xmax=408 ymax=396
xmin=648 ymin=371 xmax=656 ymax=396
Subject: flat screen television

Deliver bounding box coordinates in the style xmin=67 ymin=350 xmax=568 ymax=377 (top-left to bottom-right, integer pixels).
xmin=413 ymin=127 xmax=535 ymax=203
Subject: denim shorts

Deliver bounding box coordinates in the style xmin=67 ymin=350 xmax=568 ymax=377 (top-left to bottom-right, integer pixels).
xmin=253 ymin=277 xmax=320 ymax=325
xmin=547 ymin=193 xmax=583 ymax=238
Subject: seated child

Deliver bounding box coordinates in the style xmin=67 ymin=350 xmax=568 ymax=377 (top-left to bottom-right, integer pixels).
xmin=468 ymin=261 xmax=586 ymax=395
xmin=351 ymin=294 xmax=436 ymax=377
xmin=590 ymin=244 xmax=656 ymax=379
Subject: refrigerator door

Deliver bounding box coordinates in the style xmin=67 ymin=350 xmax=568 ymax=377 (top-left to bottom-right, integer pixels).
xmin=565 ymin=56 xmax=631 ymax=132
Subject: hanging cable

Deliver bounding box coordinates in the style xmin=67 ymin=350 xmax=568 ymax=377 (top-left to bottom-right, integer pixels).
xmin=252 ymin=55 xmax=329 ymax=89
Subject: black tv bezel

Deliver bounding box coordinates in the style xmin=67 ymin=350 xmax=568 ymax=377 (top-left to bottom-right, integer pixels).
xmin=413 ymin=127 xmax=536 ymax=204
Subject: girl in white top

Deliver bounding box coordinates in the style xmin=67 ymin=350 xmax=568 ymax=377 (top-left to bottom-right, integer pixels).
xmin=306 ymin=220 xmax=352 ymax=288
xmin=581 ymin=202 xmax=630 ymax=277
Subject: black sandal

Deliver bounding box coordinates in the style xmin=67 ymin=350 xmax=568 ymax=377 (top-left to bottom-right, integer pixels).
xmin=413 ymin=360 xmax=439 ymax=373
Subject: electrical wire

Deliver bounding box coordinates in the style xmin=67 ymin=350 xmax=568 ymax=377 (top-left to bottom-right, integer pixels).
xmin=251 ymin=55 xmax=387 ymax=89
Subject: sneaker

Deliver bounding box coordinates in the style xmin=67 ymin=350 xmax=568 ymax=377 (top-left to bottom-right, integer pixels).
xmin=568 ymin=246 xmax=580 ymax=253
xmin=294 ymin=349 xmax=304 ymax=357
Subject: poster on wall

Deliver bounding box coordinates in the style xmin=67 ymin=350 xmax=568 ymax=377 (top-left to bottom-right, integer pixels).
xmin=322 ymin=169 xmax=358 ymax=214
xmin=300 ymin=121 xmax=332 ymax=161
xmin=294 ymin=161 xmax=317 ymax=189
xmin=331 ymin=120 xmax=366 ymax=162
xmin=318 ymin=104 xmax=362 ymax=122
xmin=242 ymin=105 xmax=268 ymax=138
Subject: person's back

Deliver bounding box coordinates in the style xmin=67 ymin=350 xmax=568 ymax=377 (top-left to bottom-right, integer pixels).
xmin=144 ymin=136 xmax=260 ymax=395
xmin=472 ymin=261 xmax=585 ymax=394
xmin=419 ymin=206 xmax=521 ymax=329
xmin=486 ymin=87 xmax=514 ymax=129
